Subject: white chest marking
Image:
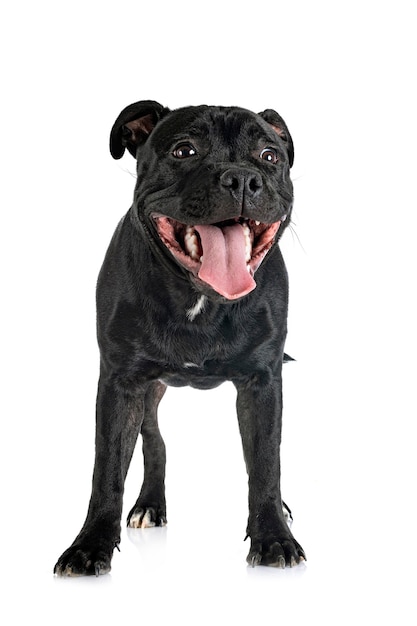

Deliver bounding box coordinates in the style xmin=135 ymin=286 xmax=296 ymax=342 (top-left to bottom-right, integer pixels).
xmin=186 ymin=295 xmax=207 ymax=321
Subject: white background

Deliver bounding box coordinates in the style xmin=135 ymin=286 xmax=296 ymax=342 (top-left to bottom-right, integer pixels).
xmin=1 ymin=0 xmax=416 ymax=624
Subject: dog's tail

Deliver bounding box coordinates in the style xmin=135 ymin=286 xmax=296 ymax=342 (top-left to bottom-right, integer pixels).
xmin=283 ymin=353 xmax=296 ymax=363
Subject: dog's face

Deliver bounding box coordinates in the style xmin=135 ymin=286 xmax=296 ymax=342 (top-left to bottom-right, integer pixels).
xmin=110 ymin=101 xmax=294 ymax=301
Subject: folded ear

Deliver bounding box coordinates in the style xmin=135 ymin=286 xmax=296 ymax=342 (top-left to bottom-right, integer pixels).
xmin=110 ymin=100 xmax=170 ymax=159
xmin=258 ymin=109 xmax=294 ymax=168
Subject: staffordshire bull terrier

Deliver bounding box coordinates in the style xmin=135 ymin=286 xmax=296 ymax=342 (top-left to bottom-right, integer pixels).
xmin=54 ymin=100 xmax=306 ymax=576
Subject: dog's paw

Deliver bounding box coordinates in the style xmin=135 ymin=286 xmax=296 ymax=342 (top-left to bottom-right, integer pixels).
xmin=246 ymin=535 xmax=306 ymax=568
xmin=127 ymin=506 xmax=167 ymax=529
xmin=54 ymin=540 xmax=116 ymax=577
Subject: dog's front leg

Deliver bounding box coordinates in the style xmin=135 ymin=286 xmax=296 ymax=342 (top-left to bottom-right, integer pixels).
xmin=235 ymin=370 xmax=306 ymax=568
xmin=54 ymin=375 xmax=144 ymax=576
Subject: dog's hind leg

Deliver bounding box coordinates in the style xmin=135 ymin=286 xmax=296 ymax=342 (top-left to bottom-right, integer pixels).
xmin=127 ymin=381 xmax=168 ymax=528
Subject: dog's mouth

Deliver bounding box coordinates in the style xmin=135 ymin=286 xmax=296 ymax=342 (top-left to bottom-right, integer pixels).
xmin=152 ymin=215 xmax=283 ymax=300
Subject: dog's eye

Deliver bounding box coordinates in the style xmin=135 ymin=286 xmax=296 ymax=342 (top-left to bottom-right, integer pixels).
xmin=260 ymin=148 xmax=279 ymax=164
xmin=172 ymin=143 xmax=197 ymax=159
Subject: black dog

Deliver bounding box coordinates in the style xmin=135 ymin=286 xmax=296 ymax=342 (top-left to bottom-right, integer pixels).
xmin=54 ymin=100 xmax=305 ymax=576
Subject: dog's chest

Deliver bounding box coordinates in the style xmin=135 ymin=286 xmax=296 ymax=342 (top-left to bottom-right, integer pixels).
xmin=158 ymin=365 xmax=227 ymax=390
xmin=140 ymin=312 xmax=258 ymax=389
xmin=155 ymin=333 xmax=237 ymax=389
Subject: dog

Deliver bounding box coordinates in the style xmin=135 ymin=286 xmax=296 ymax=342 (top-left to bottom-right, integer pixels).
xmin=54 ymin=100 xmax=306 ymax=576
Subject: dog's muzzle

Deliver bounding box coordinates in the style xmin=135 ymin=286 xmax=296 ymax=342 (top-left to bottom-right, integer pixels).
xmin=153 ymin=216 xmax=283 ymax=300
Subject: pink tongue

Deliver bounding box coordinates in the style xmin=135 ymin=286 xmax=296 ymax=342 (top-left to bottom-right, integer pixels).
xmin=194 ymin=223 xmax=256 ymax=300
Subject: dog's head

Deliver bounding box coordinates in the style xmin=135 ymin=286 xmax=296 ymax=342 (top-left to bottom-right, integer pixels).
xmin=110 ymin=100 xmax=294 ymax=301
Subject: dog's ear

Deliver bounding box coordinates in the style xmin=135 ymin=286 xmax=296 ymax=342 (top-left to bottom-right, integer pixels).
xmin=258 ymin=109 xmax=294 ymax=168
xmin=110 ymin=100 xmax=170 ymax=159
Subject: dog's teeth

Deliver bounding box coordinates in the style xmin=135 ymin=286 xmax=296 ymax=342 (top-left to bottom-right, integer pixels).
xmin=184 ymin=227 xmax=200 ymax=260
xmin=189 ymin=244 xmax=200 ymax=260
xmin=242 ymin=222 xmax=252 ymax=262
xmin=255 ymin=220 xmax=261 ymax=226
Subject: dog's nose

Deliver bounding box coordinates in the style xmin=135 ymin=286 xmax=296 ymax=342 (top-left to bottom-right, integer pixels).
xmin=220 ymin=168 xmax=263 ymax=199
